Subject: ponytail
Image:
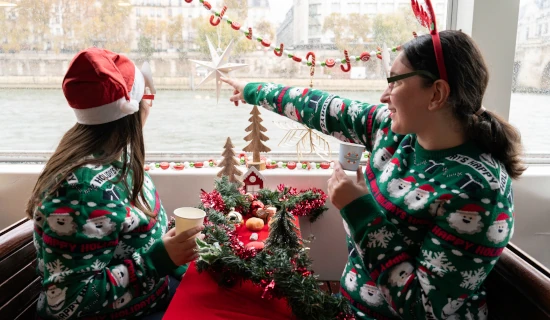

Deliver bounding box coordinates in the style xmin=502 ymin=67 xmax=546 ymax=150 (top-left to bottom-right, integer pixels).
xmin=466 ymin=110 xmax=526 ymax=179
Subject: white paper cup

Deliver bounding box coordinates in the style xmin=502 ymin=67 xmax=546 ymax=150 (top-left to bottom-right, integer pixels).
xmin=173 ymin=207 xmax=206 ymax=237
xmin=339 ymin=142 xmax=365 ymax=171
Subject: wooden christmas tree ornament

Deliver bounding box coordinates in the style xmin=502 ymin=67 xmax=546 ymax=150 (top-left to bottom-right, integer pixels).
xmin=243 ymin=105 xmax=271 ymax=171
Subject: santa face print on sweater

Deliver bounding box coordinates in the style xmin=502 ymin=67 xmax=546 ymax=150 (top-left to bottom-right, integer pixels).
xmin=478 ymin=302 xmax=488 ymax=320
xmin=122 ymin=208 xmax=140 ymax=233
xmin=284 ymin=102 xmax=300 ymax=122
xmin=404 ymin=185 xmax=435 ymax=211
xmin=46 ymin=285 xmax=67 ymax=311
xmin=373 ymin=147 xmax=393 ymax=170
xmin=447 ymin=206 xmax=485 ymax=235
xmin=47 ymin=213 xmax=77 ymax=236
xmin=486 ymin=213 xmax=510 ymax=244
xmin=388 ymin=261 xmax=414 ymax=287
xmin=387 ymin=177 xmax=414 ymax=198
xmin=111 ymin=265 xmax=130 ymax=288
xmin=113 ymin=291 xmax=132 ymax=309
xmin=379 ymin=158 xmax=398 ymax=183
xmin=288 ymin=87 xmax=307 ymax=99
xmin=344 ymin=268 xmax=360 ymax=292
xmin=359 ymin=282 xmax=384 ymax=307
xmin=441 ymin=295 xmax=467 ymax=318
xmin=82 ymin=211 xmax=116 ymax=239
xmin=329 ymin=98 xmax=345 ymax=119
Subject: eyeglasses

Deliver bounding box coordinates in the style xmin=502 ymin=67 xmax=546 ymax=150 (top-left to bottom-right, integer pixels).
xmin=386 ymin=70 xmax=439 ymax=91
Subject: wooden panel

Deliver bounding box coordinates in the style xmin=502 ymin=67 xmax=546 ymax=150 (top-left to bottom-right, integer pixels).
xmin=0 ymin=242 xmax=36 ymax=284
xmin=0 ymin=219 xmax=33 ymax=261
xmin=328 ymin=281 xmax=341 ymax=295
xmin=0 ymin=259 xmax=38 ymax=306
xmin=14 ymin=298 xmax=38 ymax=320
xmin=0 ymin=278 xmax=41 ymax=318
xmin=317 ymin=281 xmax=330 ymax=293
xmin=485 ymin=245 xmax=550 ymax=320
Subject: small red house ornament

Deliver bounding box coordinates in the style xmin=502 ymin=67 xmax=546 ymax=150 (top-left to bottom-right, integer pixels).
xmin=242 ymin=166 xmax=265 ymax=194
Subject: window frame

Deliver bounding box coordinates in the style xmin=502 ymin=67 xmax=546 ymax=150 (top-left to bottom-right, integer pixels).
xmin=0 ymin=0 xmax=546 ymax=163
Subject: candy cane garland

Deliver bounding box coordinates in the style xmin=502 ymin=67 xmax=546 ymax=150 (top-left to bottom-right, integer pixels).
xmin=187 ymin=0 xmax=404 ymax=71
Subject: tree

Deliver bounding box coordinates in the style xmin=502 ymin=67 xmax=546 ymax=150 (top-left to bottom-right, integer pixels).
xmin=217 ymin=137 xmax=243 ymax=185
xmin=264 ymin=204 xmax=301 ymax=255
xmin=255 ymin=20 xmax=275 ymax=43
xmin=0 ymin=0 xmax=52 ymax=52
xmin=243 ymin=105 xmax=271 ymax=169
xmin=81 ymin=0 xmax=132 ymax=52
xmin=166 ymin=15 xmax=184 ymax=50
xmin=139 ymin=17 xmax=167 ymax=51
xmin=322 ymin=12 xmax=371 ymax=52
xmin=192 ymin=16 xmax=255 ymax=56
xmin=224 ymin=0 xmax=248 ymax=22
xmin=372 ymin=7 xmax=419 ymax=48
xmin=137 ymin=36 xmax=154 ymax=60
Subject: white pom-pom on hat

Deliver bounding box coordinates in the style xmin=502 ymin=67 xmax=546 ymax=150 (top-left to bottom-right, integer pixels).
xmin=120 ymin=99 xmax=140 ymax=114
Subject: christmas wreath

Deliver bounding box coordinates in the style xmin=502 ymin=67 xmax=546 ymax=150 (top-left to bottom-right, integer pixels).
xmin=186 ymin=176 xmax=354 ymax=320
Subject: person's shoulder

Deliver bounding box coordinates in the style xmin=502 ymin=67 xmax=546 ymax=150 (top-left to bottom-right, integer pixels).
xmin=446 ymin=152 xmax=512 ymax=199
xmin=67 ymin=163 xmax=123 ymax=189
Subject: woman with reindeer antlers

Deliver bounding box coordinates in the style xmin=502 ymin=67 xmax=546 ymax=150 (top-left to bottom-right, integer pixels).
xmin=222 ymin=0 xmax=525 ymax=318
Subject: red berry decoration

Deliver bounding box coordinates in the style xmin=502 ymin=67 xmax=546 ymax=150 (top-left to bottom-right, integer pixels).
xmin=287 ymin=161 xmax=297 ymax=170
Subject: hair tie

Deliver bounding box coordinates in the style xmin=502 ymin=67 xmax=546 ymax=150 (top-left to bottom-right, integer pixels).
xmin=475 ymin=105 xmax=486 ymax=116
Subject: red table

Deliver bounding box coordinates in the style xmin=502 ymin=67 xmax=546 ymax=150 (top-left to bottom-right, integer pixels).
xmin=163 ymin=219 xmax=297 ymax=320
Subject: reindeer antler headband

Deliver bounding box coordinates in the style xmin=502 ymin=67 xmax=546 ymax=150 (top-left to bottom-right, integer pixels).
xmin=411 ymin=0 xmax=448 ymax=82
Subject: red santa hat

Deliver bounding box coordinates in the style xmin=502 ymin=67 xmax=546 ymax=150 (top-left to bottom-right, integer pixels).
xmin=478 ymin=300 xmax=487 ymax=308
xmin=125 ymin=207 xmax=132 ymax=219
xmin=62 ymin=47 xmax=155 ymax=125
xmin=106 ymin=269 xmax=119 ymax=286
xmin=458 ymin=294 xmax=468 ymax=301
xmin=402 ymin=176 xmax=416 ymax=184
xmin=384 ymin=147 xmax=396 ymax=155
xmin=437 ymin=194 xmax=453 ymax=202
xmin=365 ymin=280 xmax=377 ymax=288
xmin=382 ymin=127 xmax=389 ymax=135
xmin=390 ymin=158 xmax=400 ymax=167
xmin=51 ymin=207 xmax=74 ymax=216
xmin=88 ymin=209 xmax=111 ymax=221
xmin=418 ymin=184 xmax=435 ymax=193
xmin=495 ymin=213 xmax=510 ymax=223
xmin=458 ymin=204 xmax=485 ymax=214
xmin=302 ymin=88 xmax=309 ymax=97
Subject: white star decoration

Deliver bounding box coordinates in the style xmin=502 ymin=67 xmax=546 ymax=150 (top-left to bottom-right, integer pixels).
xmin=189 ymin=37 xmax=248 ymax=103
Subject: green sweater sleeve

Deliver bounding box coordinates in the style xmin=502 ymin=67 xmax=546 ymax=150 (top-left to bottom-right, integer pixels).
xmin=341 ymin=189 xmax=513 ymax=319
xmin=243 ymin=82 xmax=391 ymax=152
xmin=36 ymin=178 xmax=176 ymax=318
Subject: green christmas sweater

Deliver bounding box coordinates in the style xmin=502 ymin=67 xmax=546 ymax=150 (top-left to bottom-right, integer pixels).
xmin=244 ymin=82 xmax=515 ymax=320
xmin=33 ymin=161 xmax=180 ymax=319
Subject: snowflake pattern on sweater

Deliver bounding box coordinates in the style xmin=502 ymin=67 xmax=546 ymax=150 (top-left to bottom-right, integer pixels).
xmin=244 ymin=82 xmax=513 ymax=320
xmin=33 ymin=162 xmax=176 ymax=319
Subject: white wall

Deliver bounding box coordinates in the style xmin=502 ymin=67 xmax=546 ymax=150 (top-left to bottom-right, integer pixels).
xmin=1 ymin=164 xmax=549 ymax=279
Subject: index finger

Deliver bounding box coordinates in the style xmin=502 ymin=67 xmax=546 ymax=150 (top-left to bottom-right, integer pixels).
xmin=334 ymin=162 xmax=348 ymax=180
xmin=220 ymin=77 xmax=234 ymax=86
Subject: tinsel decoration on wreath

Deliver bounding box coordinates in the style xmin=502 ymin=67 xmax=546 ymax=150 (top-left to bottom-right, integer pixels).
xmin=192 ymin=176 xmax=354 ymax=320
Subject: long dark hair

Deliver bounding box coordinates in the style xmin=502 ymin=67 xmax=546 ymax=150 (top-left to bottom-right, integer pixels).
xmin=26 ymin=106 xmax=153 ymax=218
xmin=403 ymin=30 xmax=526 ymax=179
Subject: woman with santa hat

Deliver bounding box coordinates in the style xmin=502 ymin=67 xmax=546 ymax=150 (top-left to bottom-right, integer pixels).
xmin=220 ymin=4 xmax=524 ymax=319
xmin=26 ymin=48 xmax=200 ymax=319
